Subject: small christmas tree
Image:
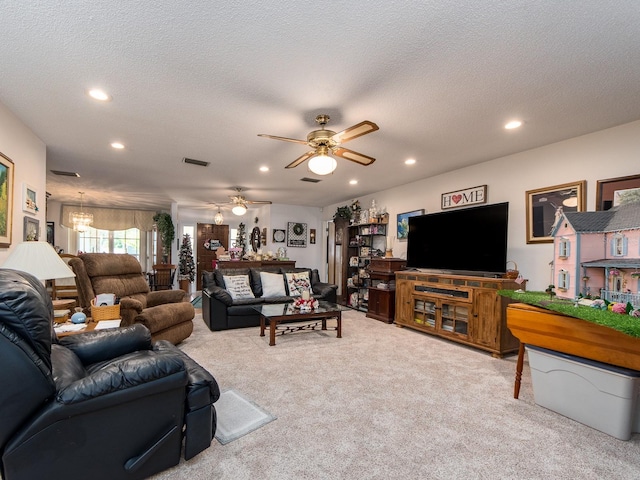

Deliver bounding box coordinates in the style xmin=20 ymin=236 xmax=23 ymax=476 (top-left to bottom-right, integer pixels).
xmin=235 ymin=222 xmax=247 ymax=256
xmin=178 ymin=234 xmax=196 ymax=282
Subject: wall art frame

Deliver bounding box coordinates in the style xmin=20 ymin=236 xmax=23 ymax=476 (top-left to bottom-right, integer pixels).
xmin=441 ymin=185 xmax=487 ymax=209
xmin=22 ymin=183 xmax=37 ymax=214
xmin=272 ymin=228 xmax=286 ymax=243
xmin=24 ymin=216 xmax=39 ymax=241
xmin=595 ymin=174 xmax=640 ymax=211
xmin=526 ymin=180 xmax=586 ymax=244
xmin=46 ymin=221 xmax=55 ymax=245
xmin=397 ymin=209 xmax=425 ymax=241
xmin=287 ymin=222 xmax=307 ymax=248
xmin=0 ymin=152 xmax=15 ymax=247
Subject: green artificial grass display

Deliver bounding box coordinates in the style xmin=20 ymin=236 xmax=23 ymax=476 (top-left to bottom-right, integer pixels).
xmin=499 ymin=290 xmax=640 ymax=339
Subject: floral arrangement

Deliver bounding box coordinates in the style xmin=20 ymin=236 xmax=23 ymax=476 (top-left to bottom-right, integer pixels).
xmin=609 ymin=268 xmax=621 ymax=277
xmin=293 ymin=297 xmax=319 ymax=312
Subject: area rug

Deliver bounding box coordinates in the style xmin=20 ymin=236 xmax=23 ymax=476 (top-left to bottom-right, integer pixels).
xmin=214 ymin=389 xmax=277 ymax=445
xmin=191 ymin=295 xmax=202 ymax=308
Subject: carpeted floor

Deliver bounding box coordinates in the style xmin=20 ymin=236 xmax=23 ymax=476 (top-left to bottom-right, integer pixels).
xmin=152 ymin=310 xmax=640 ymax=480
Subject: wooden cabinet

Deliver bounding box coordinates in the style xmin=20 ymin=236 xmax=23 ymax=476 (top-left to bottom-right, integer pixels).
xmin=366 ymin=258 xmax=406 ymax=323
xmin=395 ymin=271 xmax=525 ymax=357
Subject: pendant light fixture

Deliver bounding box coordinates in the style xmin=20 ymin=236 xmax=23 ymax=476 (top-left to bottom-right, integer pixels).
xmin=69 ymin=192 xmax=93 ymax=232
xmin=214 ymin=207 xmax=224 ymax=225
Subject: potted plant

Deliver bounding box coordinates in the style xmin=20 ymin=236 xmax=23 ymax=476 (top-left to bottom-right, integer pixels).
xmin=178 ymin=233 xmax=195 ymax=293
xmin=153 ymin=212 xmax=175 ymax=263
xmin=333 ymin=205 xmax=352 ymax=223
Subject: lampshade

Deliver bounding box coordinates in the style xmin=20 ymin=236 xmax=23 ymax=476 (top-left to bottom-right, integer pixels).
xmin=69 ymin=191 xmax=93 ymax=232
xmin=1 ymin=241 xmax=75 ymax=281
xmin=214 ymin=208 xmax=224 ymax=225
xmin=308 ymin=152 xmax=337 ymax=175
xmin=562 ymin=196 xmax=578 ymax=207
xmin=232 ymin=204 xmax=247 ymax=216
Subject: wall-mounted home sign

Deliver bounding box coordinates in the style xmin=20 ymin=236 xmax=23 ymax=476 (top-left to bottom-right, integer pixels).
xmin=441 ymin=185 xmax=487 ymax=210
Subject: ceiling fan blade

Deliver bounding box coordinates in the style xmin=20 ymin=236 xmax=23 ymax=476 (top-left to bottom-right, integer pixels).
xmin=285 ymin=151 xmax=317 ymax=169
xmin=246 ymin=200 xmax=273 ymax=205
xmin=332 ymin=147 xmax=376 ymax=166
xmin=331 ymin=121 xmax=379 ymax=144
xmin=258 ymin=134 xmax=308 ymax=145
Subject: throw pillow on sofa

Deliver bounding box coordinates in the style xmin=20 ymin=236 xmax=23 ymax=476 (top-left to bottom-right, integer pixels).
xmin=285 ymin=271 xmax=312 ymax=296
xmin=223 ymin=275 xmax=255 ymax=300
xmin=260 ymin=271 xmax=286 ymax=297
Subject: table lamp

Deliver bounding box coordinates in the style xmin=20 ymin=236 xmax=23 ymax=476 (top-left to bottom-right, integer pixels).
xmin=1 ymin=241 xmax=75 ymax=283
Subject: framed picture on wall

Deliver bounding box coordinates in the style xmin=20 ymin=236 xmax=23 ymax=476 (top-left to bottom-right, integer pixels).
xmin=0 ymin=152 xmax=15 ymax=248
xmin=22 ymin=183 xmax=37 ymax=213
xmin=595 ymin=174 xmax=640 ymax=210
xmin=46 ymin=221 xmax=55 ymax=245
xmin=287 ymin=222 xmax=307 ymax=247
xmin=24 ymin=216 xmax=39 ymax=241
xmin=397 ymin=210 xmax=424 ymax=241
xmin=525 ymin=180 xmax=586 ymax=244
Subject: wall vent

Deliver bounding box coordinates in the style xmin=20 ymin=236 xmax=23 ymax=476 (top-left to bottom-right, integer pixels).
xmin=50 ymin=170 xmax=80 ymax=177
xmin=183 ymin=157 xmax=210 ymax=167
xmin=300 ymin=177 xmax=321 ymax=183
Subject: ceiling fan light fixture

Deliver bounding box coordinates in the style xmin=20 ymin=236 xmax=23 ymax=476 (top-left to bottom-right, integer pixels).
xmin=232 ymin=204 xmax=247 ymax=216
xmin=308 ymin=153 xmax=337 ymax=175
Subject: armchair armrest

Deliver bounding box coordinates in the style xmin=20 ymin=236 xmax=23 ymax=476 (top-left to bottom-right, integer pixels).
xmin=57 ymin=350 xmax=187 ymax=404
xmin=119 ymin=296 xmax=144 ymax=313
xmin=147 ymin=290 xmax=186 ymax=307
xmin=204 ymin=286 xmax=233 ymax=306
xmin=58 ymin=324 xmax=152 ymax=365
xmin=312 ymin=282 xmax=338 ymax=297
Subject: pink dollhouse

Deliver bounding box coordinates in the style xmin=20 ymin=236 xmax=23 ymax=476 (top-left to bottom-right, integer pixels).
xmin=551 ymin=203 xmax=640 ymax=307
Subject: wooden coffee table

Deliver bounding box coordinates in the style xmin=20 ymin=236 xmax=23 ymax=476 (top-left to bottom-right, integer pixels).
xmin=254 ymin=301 xmax=348 ymax=346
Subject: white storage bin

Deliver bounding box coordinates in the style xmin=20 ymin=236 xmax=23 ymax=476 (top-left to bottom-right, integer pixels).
xmin=526 ymin=345 xmax=640 ymax=440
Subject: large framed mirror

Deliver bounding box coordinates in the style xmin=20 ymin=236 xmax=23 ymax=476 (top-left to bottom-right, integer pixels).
xmin=251 ymin=226 xmax=261 ymax=252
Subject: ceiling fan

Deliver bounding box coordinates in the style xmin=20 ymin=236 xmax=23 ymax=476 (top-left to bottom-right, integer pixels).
xmin=258 ymin=114 xmax=379 ymax=175
xmin=214 ymin=187 xmax=272 ymax=216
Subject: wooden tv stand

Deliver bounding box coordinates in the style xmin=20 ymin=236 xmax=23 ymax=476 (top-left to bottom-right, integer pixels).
xmin=395 ymin=271 xmax=525 ymax=357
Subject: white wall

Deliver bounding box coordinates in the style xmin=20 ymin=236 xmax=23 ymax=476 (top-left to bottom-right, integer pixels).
xmin=268 ymin=204 xmax=324 ymax=272
xmin=0 ymin=101 xmax=46 ymax=263
xmin=178 ymin=202 xmax=324 ymax=272
xmin=323 ymin=120 xmax=640 ymax=291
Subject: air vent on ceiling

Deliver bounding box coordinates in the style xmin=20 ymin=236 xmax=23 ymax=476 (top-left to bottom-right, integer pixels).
xmin=50 ymin=170 xmax=80 ymax=177
xmin=182 ymin=157 xmax=210 ymax=167
xmin=300 ymin=177 xmax=321 ymax=183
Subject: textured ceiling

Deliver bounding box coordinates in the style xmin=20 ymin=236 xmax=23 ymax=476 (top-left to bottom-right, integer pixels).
xmin=1 ymin=1 xmax=640 ymax=216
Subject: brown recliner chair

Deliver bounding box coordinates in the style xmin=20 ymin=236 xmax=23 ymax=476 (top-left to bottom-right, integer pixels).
xmin=69 ymin=253 xmax=194 ymax=344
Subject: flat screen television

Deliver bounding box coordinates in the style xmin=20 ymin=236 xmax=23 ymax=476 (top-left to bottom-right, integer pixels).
xmin=406 ymin=202 xmax=509 ymax=276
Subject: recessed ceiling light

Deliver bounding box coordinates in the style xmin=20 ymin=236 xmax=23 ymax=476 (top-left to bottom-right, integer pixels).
xmin=259 ymin=166 xmax=269 ymax=172
xmin=87 ymin=88 xmax=112 ymax=101
xmin=504 ymin=120 xmax=522 ymax=130
xmin=111 ymin=142 xmax=125 ymax=149
xmin=405 ymin=158 xmax=416 ymax=165
xmin=349 ymin=179 xmax=358 ymax=185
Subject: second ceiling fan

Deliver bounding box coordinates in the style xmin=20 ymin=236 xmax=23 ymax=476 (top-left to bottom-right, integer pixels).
xmin=258 ymin=114 xmax=379 ymax=175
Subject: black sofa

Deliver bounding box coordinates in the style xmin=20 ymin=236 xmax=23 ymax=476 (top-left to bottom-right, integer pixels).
xmin=0 ymin=269 xmax=220 ymax=480
xmin=202 ymin=266 xmax=338 ymax=331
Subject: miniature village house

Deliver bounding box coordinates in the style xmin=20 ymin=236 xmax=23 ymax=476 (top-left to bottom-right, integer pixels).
xmin=551 ymin=203 xmax=640 ymax=307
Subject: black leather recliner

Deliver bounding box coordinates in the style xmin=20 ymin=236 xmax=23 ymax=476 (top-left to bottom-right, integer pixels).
xmin=0 ymin=269 xmax=220 ymax=480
